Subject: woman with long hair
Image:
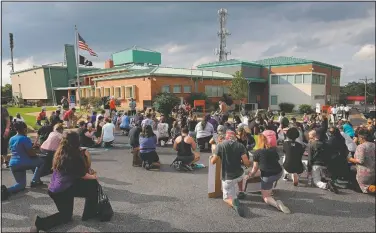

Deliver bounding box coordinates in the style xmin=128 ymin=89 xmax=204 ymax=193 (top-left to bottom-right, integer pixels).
xmin=30 ymin=131 xmax=99 ymax=232
xmin=187 ymin=115 xmax=198 ymax=138
xmin=244 ymin=134 xmax=291 ymax=214
xmin=195 ymin=114 xmax=214 ymax=151
xmin=139 ymin=125 xmax=160 ymax=170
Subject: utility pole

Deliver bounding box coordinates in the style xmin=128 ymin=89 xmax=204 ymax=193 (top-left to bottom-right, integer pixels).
xmin=9 ymin=33 xmax=14 ymax=72
xmin=359 ymin=77 xmax=372 ymax=112
xmin=215 ymin=8 xmax=231 ymax=61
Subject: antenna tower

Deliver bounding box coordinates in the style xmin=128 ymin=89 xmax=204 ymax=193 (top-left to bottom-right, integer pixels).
xmin=216 ymin=8 xmax=231 ymax=61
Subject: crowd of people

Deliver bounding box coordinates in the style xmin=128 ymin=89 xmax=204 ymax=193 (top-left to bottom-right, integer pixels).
xmin=1 ymin=99 xmax=375 ymax=229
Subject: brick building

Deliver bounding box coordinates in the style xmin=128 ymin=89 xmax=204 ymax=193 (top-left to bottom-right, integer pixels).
xmin=198 ymin=57 xmax=341 ymax=110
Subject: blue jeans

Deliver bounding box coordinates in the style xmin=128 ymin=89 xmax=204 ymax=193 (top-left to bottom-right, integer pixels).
xmin=8 ymin=158 xmax=45 ymax=194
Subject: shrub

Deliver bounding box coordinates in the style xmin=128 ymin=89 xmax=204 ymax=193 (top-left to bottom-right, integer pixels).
xmin=153 ymin=92 xmax=180 ymax=117
xmin=88 ymin=96 xmax=103 ymax=109
xmin=298 ymin=104 xmax=313 ymax=114
xmin=80 ymin=97 xmax=89 ymax=108
xmin=279 ymin=102 xmax=295 ymax=113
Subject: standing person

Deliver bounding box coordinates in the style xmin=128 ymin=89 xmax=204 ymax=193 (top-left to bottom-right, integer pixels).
xmin=344 ymin=105 xmax=350 ymax=120
xmin=90 ymin=111 xmax=97 ymax=125
xmin=210 ymin=130 xmax=251 ymax=217
xmin=129 ymin=123 xmax=142 ymax=167
xmin=307 ymin=129 xmax=339 ymax=193
xmin=1 ymin=107 xmax=11 ymax=168
xmin=30 ymin=132 xmax=99 ymax=232
xmin=279 ymin=112 xmax=289 ymax=129
xmin=173 ymin=127 xmax=200 ymax=171
xmin=139 ymin=125 xmax=160 ymax=170
xmin=245 ymin=134 xmax=291 ymax=214
xmin=61 ymin=96 xmax=69 ymax=110
xmin=282 ymin=128 xmax=305 ymax=185
xmin=347 ymin=130 xmax=375 ymax=194
xmin=5 ymin=122 xmax=45 ymax=195
xmin=109 ymin=97 xmax=116 ymax=117
xmin=101 ymin=118 xmax=115 ymax=148
xmin=330 ymin=105 xmax=337 ymax=123
xmin=195 ymin=114 xmax=214 ymax=152
xmin=129 ymin=98 xmax=137 ymax=116
xmin=63 ymin=108 xmax=76 ymax=129
xmin=95 ymin=110 xmax=105 ymax=128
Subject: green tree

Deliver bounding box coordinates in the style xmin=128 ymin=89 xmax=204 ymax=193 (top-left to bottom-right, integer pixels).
xmin=229 ymin=71 xmax=248 ymax=101
xmin=340 ymin=81 xmax=375 ymax=104
xmin=153 ymin=92 xmax=180 ymax=117
xmin=1 ymin=84 xmax=12 ymax=97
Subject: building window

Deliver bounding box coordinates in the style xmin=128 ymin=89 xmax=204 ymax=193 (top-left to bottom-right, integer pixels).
xmin=287 ymin=75 xmax=295 ymax=84
xmin=332 ymin=77 xmax=340 ymax=86
xmin=279 ymin=75 xmax=288 ymax=84
xmin=184 ymin=85 xmax=191 ymax=93
xmin=271 ymin=95 xmax=278 ymax=105
xmin=314 ymin=95 xmax=325 ymax=100
xmin=125 ymin=86 xmax=135 ymax=98
xmin=114 ymin=87 xmax=121 ymax=98
xmin=104 ymin=88 xmax=110 ymax=96
xmin=303 ymin=74 xmax=312 ymax=84
xmin=271 ymin=75 xmax=279 ymax=84
xmin=295 ymin=74 xmax=303 ymax=84
xmin=205 ymin=85 xmax=227 ymax=97
xmin=173 ymin=85 xmax=181 ymax=93
xmin=162 ymin=85 xmax=170 ymax=93
xmin=319 ymin=75 xmax=325 ymax=84
xmin=96 ymin=88 xmax=101 ymax=97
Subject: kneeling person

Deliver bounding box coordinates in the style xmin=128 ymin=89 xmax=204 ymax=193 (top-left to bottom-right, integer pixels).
xmin=210 ymin=130 xmax=251 ymax=217
xmin=139 ymin=125 xmax=160 ymax=170
xmin=173 ymin=127 xmax=200 ymax=171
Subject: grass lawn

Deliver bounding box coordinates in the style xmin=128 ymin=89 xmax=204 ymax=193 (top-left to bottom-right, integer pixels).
xmin=6 ymin=106 xmax=56 ymax=130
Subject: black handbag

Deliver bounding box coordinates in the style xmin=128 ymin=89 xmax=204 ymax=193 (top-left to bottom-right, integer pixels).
xmin=97 ymin=184 xmax=113 ymax=222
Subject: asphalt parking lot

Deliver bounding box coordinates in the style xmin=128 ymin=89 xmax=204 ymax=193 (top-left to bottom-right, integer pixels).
xmin=1 ymin=131 xmax=375 ymax=232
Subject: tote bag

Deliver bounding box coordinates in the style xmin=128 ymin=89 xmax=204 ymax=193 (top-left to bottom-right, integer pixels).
xmin=97 ymin=184 xmax=114 ymax=222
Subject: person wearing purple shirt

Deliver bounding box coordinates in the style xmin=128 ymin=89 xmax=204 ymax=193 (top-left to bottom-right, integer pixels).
xmin=30 ymin=131 xmax=99 ymax=232
xmin=208 ymin=115 xmax=219 ymax=133
xmin=139 ymin=125 xmax=160 ymax=170
xmin=90 ymin=111 xmax=97 ymax=125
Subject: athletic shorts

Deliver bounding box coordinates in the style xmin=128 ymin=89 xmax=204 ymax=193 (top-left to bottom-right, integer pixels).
xmin=261 ymin=171 xmax=282 ymax=190
xmin=222 ymin=175 xmax=244 ymax=200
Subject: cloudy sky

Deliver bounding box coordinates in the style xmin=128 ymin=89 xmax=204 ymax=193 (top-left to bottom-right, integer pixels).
xmin=2 ymin=1 xmax=375 ymax=85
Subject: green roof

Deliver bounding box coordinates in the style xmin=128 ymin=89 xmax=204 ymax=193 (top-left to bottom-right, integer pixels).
xmin=92 ymin=66 xmax=234 ymax=82
xmin=79 ymin=64 xmax=153 ymax=77
xmin=197 ymin=59 xmax=263 ymax=68
xmin=11 ymin=65 xmax=99 ymax=75
xmin=197 ymin=56 xmax=342 ymax=70
xmin=251 ymin=56 xmax=342 ymax=69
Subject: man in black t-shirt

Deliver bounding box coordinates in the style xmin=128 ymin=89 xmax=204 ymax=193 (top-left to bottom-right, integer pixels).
xmin=1 ymin=107 xmax=11 ymax=167
xmin=210 ymin=130 xmax=250 ymax=217
xmin=34 ymin=123 xmax=53 ymax=147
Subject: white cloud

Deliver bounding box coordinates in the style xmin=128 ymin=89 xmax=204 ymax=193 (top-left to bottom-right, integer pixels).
xmin=1 ymin=57 xmax=41 ymax=85
xmin=353 ymin=44 xmax=375 ymax=60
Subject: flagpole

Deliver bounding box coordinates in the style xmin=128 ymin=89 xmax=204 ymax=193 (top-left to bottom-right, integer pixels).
xmin=75 ymin=25 xmax=81 ymax=110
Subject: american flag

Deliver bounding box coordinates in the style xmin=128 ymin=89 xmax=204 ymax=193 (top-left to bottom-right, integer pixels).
xmin=78 ymin=33 xmax=98 ymax=57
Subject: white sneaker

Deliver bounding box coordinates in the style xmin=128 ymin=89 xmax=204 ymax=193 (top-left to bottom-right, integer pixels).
xmin=276 ymin=200 xmax=291 ymax=214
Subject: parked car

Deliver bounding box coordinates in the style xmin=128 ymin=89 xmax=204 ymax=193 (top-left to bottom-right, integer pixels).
xmin=363 ymin=109 xmax=376 ymax=119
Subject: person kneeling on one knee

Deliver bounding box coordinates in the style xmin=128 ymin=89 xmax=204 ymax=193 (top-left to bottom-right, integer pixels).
xmin=210 ymin=130 xmax=251 ymax=217
xmin=173 ymin=127 xmax=200 ymax=171
xmin=139 ymin=125 xmax=160 ymax=170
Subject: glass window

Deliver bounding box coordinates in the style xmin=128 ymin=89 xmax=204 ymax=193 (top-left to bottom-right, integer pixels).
xmin=271 ymin=95 xmax=278 ymax=105
xmin=115 ymin=87 xmax=121 ymax=98
xmin=218 ymin=87 xmax=224 ymax=97
xmin=205 ymin=86 xmax=212 ymax=97
xmin=162 ymin=85 xmax=170 ymax=93
xmin=223 ymin=87 xmax=229 ymax=94
xmin=183 ymin=85 xmax=191 ymax=93
xmin=279 ymin=75 xmax=288 ymax=84
xmin=295 ymin=74 xmax=303 ymax=84
xmin=287 ymin=75 xmax=295 ymax=84
xmin=271 ymin=75 xmax=279 ymax=84
xmin=173 ymin=85 xmax=181 ymax=93
xmin=303 ymin=74 xmax=311 ymax=84
xmin=125 ymin=86 xmax=134 ymax=98
xmin=314 ymin=95 xmax=325 ymax=100
xmin=321 ymin=75 xmax=326 ymax=84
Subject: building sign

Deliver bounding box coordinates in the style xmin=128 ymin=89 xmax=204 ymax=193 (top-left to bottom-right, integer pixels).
xmin=70 ymin=95 xmax=76 ymax=108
